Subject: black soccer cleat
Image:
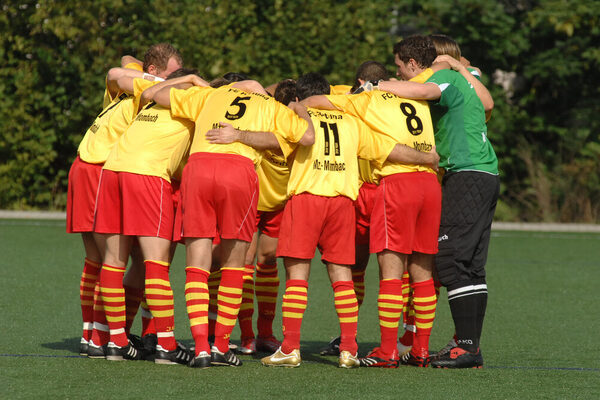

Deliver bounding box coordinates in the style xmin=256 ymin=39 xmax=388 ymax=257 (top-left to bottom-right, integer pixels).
xmin=359 ymin=347 xmax=400 ymax=368
xmin=155 ymin=343 xmax=192 ymax=365
xmin=400 ymin=351 xmax=430 ymax=367
xmin=86 ymin=340 xmax=106 ymax=359
xmin=210 ymin=346 xmax=242 ymax=367
xmin=79 ymin=338 xmax=89 ymax=356
xmin=189 ymin=351 xmax=212 ymax=369
xmin=319 ymin=336 xmax=341 ymax=356
xmin=430 ymin=346 xmax=483 ymax=369
xmin=105 ymin=341 xmax=142 ymax=361
xmin=141 ymin=333 xmax=158 ymax=360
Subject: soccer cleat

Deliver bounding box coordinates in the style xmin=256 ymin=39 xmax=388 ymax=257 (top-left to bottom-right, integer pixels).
xmin=256 ymin=335 xmax=281 ymax=353
xmin=430 ymin=346 xmax=483 ymax=369
xmin=359 ymin=347 xmax=400 ymax=368
xmin=79 ymin=338 xmax=89 ymax=356
xmin=261 ymin=347 xmax=301 ymax=368
xmin=189 ymin=351 xmax=212 ymax=369
xmin=141 ymin=333 xmax=158 ymax=360
xmin=431 ymin=337 xmax=458 ymax=358
xmin=105 ymin=341 xmax=142 ymax=361
xmin=400 ymin=350 xmax=430 ymax=367
xmin=211 ymin=346 xmax=242 ymax=367
xmin=86 ymin=340 xmax=106 ymax=359
xmin=397 ymin=340 xmax=412 ymax=358
xmin=238 ymin=337 xmax=256 ymax=355
xmin=155 ymin=343 xmax=192 ymax=365
xmin=319 ymin=336 xmax=341 ymax=356
xmin=338 ymin=351 xmax=360 ymax=369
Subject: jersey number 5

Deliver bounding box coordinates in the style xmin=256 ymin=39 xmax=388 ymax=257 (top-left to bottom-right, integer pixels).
xmin=225 ymin=96 xmax=251 ymax=120
xmin=320 ymin=121 xmax=340 ymax=156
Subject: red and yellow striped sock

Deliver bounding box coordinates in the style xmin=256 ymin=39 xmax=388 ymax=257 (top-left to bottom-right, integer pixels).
xmin=207 ymin=270 xmax=221 ymax=338
xmin=255 ymin=262 xmax=279 ymax=338
xmin=213 ymin=267 xmax=244 ymax=353
xmin=79 ymin=258 xmax=101 ymax=341
xmin=123 ymin=285 xmax=143 ymax=335
xmin=378 ymin=279 xmax=403 ymax=355
xmin=399 ymin=272 xmax=415 ymax=346
xmin=145 ymin=260 xmax=177 ymax=351
xmin=90 ymin=280 xmax=109 ymax=346
xmin=140 ymin=297 xmax=156 ymax=337
xmin=281 ymin=279 xmax=308 ymax=353
xmin=401 ymin=271 xmax=410 ymax=324
xmin=238 ymin=264 xmax=255 ymax=340
xmin=411 ymin=278 xmax=437 ymax=357
xmin=185 ymin=266 xmax=210 ymax=355
xmin=352 ymin=270 xmax=365 ymax=308
xmin=99 ymin=264 xmax=128 ymax=347
xmin=332 ymin=280 xmax=359 ymax=354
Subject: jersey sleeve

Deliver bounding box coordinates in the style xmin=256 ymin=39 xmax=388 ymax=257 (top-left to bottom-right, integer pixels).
xmin=170 ymin=86 xmax=212 ymax=121
xmin=133 ymin=78 xmax=156 ymax=98
xmin=271 ymin=101 xmax=309 ymax=144
xmin=327 ymin=93 xmax=371 ymax=119
xmin=355 ymin=120 xmax=396 ymax=168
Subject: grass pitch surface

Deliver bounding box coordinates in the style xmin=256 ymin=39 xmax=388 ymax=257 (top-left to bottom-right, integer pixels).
xmin=1 ymin=220 xmax=599 ymax=399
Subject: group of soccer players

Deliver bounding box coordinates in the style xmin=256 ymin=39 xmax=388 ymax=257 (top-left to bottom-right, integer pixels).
xmin=67 ymin=34 xmax=498 ymax=370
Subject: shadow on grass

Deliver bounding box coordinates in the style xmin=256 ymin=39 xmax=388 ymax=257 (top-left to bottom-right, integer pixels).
xmin=41 ymin=337 xmax=81 ymax=354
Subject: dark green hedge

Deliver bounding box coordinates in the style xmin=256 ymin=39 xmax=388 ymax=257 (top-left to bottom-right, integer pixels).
xmin=1 ymin=0 xmax=598 ymax=221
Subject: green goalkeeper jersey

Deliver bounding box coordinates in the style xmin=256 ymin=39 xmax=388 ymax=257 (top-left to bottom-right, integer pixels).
xmin=426 ymin=69 xmax=498 ymax=175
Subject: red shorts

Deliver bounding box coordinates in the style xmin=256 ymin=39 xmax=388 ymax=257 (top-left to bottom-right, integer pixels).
xmin=370 ymin=172 xmax=441 ymax=255
xmin=354 ymin=182 xmax=378 ymax=246
xmin=94 ymin=170 xmax=175 ymax=240
xmin=277 ymin=193 xmax=355 ymax=265
xmin=171 ymin=180 xmax=185 ymax=244
xmin=66 ymin=156 xmax=102 ymax=233
xmin=181 ymin=153 xmax=258 ymax=242
xmin=256 ymin=209 xmax=284 ymax=238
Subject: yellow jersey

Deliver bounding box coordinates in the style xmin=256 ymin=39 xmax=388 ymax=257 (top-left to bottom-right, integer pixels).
xmin=326 ymin=91 xmax=435 ymax=180
xmin=78 ymin=79 xmax=155 ymax=164
xmin=103 ymin=96 xmax=194 ymax=182
xmin=281 ymin=108 xmax=395 ymax=200
xmin=330 ymin=84 xmax=352 ymax=95
xmin=170 ymin=85 xmax=309 ymax=166
xmin=257 ymin=151 xmax=289 ymax=212
xmin=102 ymin=62 xmax=144 ymax=108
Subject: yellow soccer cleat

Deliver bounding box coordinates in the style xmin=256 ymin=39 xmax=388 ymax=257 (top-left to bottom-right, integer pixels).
xmin=261 ymin=347 xmax=301 ymax=368
xmin=338 ymin=350 xmax=360 ymax=369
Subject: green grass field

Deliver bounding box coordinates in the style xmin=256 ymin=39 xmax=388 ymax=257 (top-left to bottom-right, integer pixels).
xmin=1 ymin=219 xmax=599 ymax=399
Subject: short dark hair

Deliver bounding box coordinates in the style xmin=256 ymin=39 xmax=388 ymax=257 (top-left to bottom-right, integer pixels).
xmin=274 ymin=79 xmax=297 ymax=105
xmin=351 ymin=61 xmax=390 ymax=92
xmin=143 ymin=43 xmax=183 ymax=73
xmin=222 ymin=72 xmax=249 ymax=82
xmin=296 ymin=72 xmax=330 ymax=101
xmin=209 ymin=77 xmax=230 ymax=88
xmin=166 ymin=68 xmax=199 ymax=80
xmin=393 ymin=35 xmax=437 ymax=68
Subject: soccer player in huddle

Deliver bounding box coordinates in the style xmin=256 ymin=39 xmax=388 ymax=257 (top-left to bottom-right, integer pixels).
xmin=375 ymin=35 xmax=499 ymax=368
xmin=152 ymin=77 xmax=315 ymax=368
xmin=92 ymin=69 xmax=205 ymax=363
xmin=67 ymin=43 xmax=182 ymax=358
xmin=303 ymin=68 xmax=441 ymax=368
xmin=233 ymin=78 xmax=298 ymax=355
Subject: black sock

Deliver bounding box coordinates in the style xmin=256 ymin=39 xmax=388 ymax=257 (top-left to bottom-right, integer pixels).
xmin=448 ymin=285 xmax=479 ymax=353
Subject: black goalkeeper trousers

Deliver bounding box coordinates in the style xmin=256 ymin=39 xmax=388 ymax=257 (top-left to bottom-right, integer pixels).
xmin=435 ymin=171 xmax=500 ymax=290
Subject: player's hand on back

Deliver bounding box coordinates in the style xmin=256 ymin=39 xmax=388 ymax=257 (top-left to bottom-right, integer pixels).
xmin=205 ymin=122 xmax=240 ymax=144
